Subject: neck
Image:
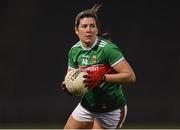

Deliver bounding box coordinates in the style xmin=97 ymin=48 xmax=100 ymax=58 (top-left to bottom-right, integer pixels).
xmin=80 ymin=37 xmax=98 ymax=50
xmin=81 ymin=37 xmax=97 ymax=48
xmin=81 ymin=42 xmax=93 ymax=48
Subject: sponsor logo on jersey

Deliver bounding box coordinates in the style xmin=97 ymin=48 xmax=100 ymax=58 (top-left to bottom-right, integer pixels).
xmin=79 ymin=64 xmax=112 ymax=74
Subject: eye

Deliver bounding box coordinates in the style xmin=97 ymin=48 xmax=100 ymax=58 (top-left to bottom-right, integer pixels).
xmin=90 ymin=24 xmax=96 ymax=28
xmin=81 ymin=24 xmax=87 ymax=29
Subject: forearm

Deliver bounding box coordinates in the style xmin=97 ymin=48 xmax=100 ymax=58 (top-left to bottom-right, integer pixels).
xmin=105 ymin=72 xmax=136 ymax=84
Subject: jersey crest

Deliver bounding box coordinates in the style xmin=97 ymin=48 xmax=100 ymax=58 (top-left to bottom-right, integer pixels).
xmin=92 ymin=55 xmax=97 ymax=63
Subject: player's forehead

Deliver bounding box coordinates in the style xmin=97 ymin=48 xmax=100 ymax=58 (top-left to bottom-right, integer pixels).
xmin=79 ymin=17 xmax=96 ymax=25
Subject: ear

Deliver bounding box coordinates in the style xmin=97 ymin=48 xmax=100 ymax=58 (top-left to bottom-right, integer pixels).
xmin=96 ymin=28 xmax=99 ymax=35
xmin=75 ymin=27 xmax=78 ymax=35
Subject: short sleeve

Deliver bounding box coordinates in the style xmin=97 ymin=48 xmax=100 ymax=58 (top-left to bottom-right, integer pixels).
xmin=104 ymin=43 xmax=124 ymax=67
xmin=68 ymin=48 xmax=77 ymax=69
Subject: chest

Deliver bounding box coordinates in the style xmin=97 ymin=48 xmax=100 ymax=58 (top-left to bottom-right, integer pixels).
xmin=76 ymin=48 xmax=105 ymax=66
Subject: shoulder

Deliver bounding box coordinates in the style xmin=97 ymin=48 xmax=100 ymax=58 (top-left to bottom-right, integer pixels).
xmin=97 ymin=37 xmax=120 ymax=50
xmin=71 ymin=41 xmax=81 ymax=50
xmin=69 ymin=41 xmax=81 ymax=53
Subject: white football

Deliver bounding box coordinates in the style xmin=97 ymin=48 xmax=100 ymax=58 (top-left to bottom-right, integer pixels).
xmin=64 ymin=69 xmax=88 ymax=96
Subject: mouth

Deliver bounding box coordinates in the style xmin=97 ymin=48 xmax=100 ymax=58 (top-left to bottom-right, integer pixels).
xmin=85 ymin=35 xmax=92 ymax=38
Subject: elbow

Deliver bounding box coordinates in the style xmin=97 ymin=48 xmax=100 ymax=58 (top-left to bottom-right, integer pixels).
xmin=128 ymin=72 xmax=136 ymax=83
xmin=131 ymin=74 xmax=136 ymax=83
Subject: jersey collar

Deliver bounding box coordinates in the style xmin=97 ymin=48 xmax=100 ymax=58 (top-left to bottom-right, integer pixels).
xmin=80 ymin=37 xmax=98 ymax=51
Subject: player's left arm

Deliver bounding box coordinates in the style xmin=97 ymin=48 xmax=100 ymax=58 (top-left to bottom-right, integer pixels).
xmin=105 ymin=58 xmax=136 ymax=84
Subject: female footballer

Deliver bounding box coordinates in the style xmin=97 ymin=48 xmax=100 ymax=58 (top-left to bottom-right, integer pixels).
xmin=60 ymin=4 xmax=136 ymax=129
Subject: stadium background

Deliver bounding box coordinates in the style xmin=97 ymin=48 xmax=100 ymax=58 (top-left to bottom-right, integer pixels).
xmin=0 ymin=0 xmax=179 ymax=128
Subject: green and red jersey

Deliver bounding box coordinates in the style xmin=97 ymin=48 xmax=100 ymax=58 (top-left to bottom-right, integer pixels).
xmin=68 ymin=37 xmax=126 ymax=113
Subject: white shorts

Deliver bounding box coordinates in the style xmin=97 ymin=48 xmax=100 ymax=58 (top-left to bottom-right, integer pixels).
xmin=72 ymin=103 xmax=127 ymax=129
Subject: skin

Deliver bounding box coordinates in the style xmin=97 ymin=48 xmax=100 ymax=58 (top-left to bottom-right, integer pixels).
xmin=75 ymin=17 xmax=98 ymax=48
xmin=64 ymin=17 xmax=136 ymax=129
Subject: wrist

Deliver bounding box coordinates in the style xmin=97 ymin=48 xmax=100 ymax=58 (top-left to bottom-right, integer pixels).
xmin=101 ymin=74 xmax=106 ymax=82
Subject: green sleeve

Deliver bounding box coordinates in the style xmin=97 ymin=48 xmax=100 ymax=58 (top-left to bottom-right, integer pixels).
xmin=68 ymin=48 xmax=77 ymax=69
xmin=105 ymin=43 xmax=124 ymax=66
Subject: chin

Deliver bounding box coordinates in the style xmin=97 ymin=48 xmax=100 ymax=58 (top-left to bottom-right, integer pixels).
xmin=83 ymin=39 xmax=92 ymax=44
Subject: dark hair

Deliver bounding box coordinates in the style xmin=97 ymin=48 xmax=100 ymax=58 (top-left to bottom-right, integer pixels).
xmin=75 ymin=4 xmax=101 ymax=33
xmin=75 ymin=4 xmax=111 ymax=41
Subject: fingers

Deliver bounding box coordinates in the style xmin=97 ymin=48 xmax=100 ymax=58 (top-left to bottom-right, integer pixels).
xmin=87 ymin=70 xmax=93 ymax=74
xmin=84 ymin=79 xmax=93 ymax=83
xmin=59 ymin=82 xmax=72 ymax=96
xmin=83 ymin=74 xmax=92 ymax=79
xmin=60 ymin=82 xmax=66 ymax=90
xmin=85 ymin=83 xmax=93 ymax=88
xmin=85 ymin=83 xmax=97 ymax=89
xmin=85 ymin=83 xmax=90 ymax=88
xmin=61 ymin=85 xmax=67 ymax=91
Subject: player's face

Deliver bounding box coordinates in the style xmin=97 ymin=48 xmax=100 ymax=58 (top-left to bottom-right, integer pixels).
xmin=75 ymin=17 xmax=98 ymax=47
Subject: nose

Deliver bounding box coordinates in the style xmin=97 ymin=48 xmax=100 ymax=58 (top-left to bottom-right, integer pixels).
xmin=86 ymin=26 xmax=92 ymax=32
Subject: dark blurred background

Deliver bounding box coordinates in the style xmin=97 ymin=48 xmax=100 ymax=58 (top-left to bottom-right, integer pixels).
xmin=0 ymin=0 xmax=180 ymax=128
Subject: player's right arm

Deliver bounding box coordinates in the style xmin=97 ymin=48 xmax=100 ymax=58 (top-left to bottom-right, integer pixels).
xmin=60 ymin=47 xmax=76 ymax=94
xmin=60 ymin=67 xmax=73 ymax=95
